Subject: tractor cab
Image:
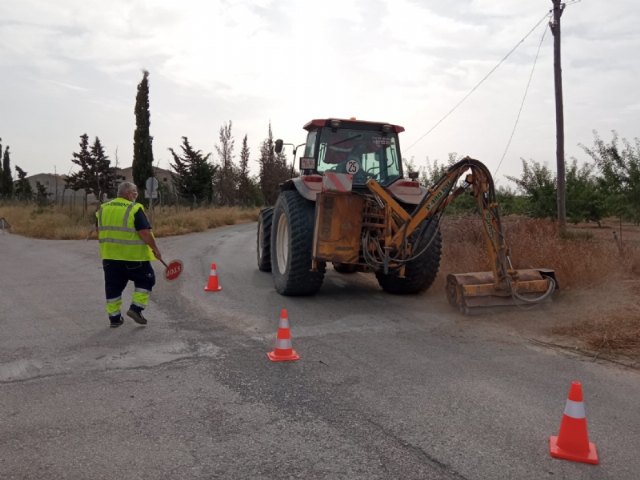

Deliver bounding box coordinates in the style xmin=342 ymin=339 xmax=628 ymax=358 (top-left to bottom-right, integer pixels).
xmin=301 ymin=118 xmax=405 ymax=187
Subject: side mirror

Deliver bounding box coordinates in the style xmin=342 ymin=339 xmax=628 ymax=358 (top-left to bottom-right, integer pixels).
xmin=408 ymin=171 xmax=419 ymax=181
xmin=274 ymin=139 xmax=283 ymax=154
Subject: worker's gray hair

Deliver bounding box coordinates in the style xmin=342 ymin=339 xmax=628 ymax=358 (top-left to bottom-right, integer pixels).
xmin=118 ymin=181 xmax=138 ymax=197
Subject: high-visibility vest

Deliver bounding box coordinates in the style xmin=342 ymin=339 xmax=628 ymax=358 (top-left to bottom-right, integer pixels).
xmin=96 ymin=198 xmax=154 ymax=261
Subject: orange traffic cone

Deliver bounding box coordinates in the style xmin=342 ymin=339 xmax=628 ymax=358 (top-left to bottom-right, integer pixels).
xmin=549 ymin=381 xmax=599 ymax=465
xmin=267 ymin=309 xmax=300 ymax=362
xmin=204 ymin=263 xmax=222 ymax=292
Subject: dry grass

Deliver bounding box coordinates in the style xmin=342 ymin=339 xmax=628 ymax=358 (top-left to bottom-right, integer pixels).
xmin=438 ymin=215 xmax=640 ymax=361
xmin=437 ymin=216 xmax=640 ymax=289
xmin=0 ymin=203 xmax=260 ymax=239
xmin=0 ymin=204 xmax=95 ymax=239
xmin=553 ymin=310 xmax=640 ymax=355
xmin=550 ymin=273 xmax=640 ymax=363
xmin=151 ymin=205 xmax=259 ymax=236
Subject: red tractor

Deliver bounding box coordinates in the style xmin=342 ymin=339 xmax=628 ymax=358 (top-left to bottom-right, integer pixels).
xmin=257 ymin=118 xmax=556 ymax=313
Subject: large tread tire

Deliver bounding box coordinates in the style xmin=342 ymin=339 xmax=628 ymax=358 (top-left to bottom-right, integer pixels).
xmin=271 ymin=190 xmax=325 ymax=295
xmin=257 ymin=207 xmax=273 ymax=272
xmin=376 ymin=220 xmax=442 ymax=294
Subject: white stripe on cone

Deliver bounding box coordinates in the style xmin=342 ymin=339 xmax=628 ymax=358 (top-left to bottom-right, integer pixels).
xmin=563 ymin=399 xmax=586 ymax=419
xmin=275 ymin=338 xmax=292 ymax=349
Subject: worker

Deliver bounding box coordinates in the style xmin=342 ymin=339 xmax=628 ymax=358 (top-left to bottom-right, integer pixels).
xmin=96 ymin=181 xmax=163 ymax=328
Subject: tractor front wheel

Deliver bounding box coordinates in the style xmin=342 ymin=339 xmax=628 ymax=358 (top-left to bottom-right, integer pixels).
xmin=271 ymin=190 xmax=325 ymax=295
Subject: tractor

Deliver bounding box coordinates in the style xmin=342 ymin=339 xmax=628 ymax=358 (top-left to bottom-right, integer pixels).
xmin=257 ymin=118 xmax=556 ymax=313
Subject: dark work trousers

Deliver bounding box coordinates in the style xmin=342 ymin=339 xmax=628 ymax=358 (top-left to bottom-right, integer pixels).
xmin=102 ymin=260 xmax=156 ymax=318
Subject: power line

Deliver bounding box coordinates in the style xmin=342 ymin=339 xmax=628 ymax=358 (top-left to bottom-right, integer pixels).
xmin=405 ymin=10 xmax=552 ymax=153
xmin=494 ymin=16 xmax=550 ymax=177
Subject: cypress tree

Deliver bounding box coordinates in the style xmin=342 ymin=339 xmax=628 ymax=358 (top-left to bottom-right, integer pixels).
xmin=238 ymin=134 xmax=251 ymax=204
xmin=237 ymin=135 xmax=262 ymax=206
xmin=2 ymin=145 xmax=14 ymax=198
xmin=133 ymin=70 xmax=154 ymax=196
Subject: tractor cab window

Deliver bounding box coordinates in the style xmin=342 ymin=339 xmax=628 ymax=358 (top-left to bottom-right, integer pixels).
xmin=303 ymin=130 xmax=317 ymax=158
xmin=315 ymin=128 xmax=401 ymax=186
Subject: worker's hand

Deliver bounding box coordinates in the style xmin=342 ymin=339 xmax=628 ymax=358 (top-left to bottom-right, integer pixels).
xmin=152 ymin=247 xmax=163 ymax=261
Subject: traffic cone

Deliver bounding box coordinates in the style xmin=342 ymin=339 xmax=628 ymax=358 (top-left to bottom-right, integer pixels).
xmin=204 ymin=263 xmax=222 ymax=292
xmin=549 ymin=381 xmax=599 ymax=465
xmin=267 ymin=309 xmax=300 ymax=362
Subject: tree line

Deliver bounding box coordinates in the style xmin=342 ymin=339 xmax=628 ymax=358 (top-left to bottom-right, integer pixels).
xmin=0 ymin=70 xmax=293 ymax=208
xmin=1 ymin=69 xmax=639 ymax=223
xmin=410 ymin=131 xmax=640 ymax=225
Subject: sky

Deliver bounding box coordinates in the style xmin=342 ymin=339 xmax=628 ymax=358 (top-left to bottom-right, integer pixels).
xmin=1 ymin=0 xmax=639 ymax=187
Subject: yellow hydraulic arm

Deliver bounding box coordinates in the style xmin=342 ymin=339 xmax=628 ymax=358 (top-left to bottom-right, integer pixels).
xmin=366 ymin=157 xmax=509 ymax=283
xmin=366 ymin=157 xmax=555 ymax=311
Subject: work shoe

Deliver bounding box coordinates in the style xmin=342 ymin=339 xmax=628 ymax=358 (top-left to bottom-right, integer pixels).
xmin=126 ymin=309 xmax=148 ymax=325
xmin=110 ymin=316 xmax=124 ymax=328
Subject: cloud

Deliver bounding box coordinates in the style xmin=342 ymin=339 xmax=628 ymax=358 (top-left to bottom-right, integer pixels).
xmin=45 ymin=79 xmax=90 ymax=92
xmin=0 ymin=0 xmax=639 ymax=185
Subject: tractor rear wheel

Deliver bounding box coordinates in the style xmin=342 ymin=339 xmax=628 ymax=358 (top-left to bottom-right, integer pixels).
xmin=375 ymin=219 xmax=442 ymax=294
xmin=271 ymin=190 xmax=325 ymax=295
xmin=257 ymin=207 xmax=273 ymax=272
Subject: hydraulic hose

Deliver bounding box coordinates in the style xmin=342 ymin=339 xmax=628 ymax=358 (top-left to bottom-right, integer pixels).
xmin=508 ymin=275 xmax=556 ymax=304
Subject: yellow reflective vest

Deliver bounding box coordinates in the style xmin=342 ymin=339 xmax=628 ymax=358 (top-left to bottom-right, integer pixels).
xmin=96 ymin=198 xmax=155 ymax=261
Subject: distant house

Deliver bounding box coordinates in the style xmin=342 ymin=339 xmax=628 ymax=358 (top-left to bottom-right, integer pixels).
xmin=117 ymin=166 xmax=176 ymax=194
xmin=26 ymin=173 xmax=66 ymax=199
xmin=26 ymin=166 xmax=176 ymax=204
xmin=116 ymin=166 xmax=177 ymax=202
xmin=25 ymin=173 xmax=83 ymax=204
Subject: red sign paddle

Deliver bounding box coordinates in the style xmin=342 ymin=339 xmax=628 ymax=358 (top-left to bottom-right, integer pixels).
xmin=160 ymin=259 xmax=183 ymax=281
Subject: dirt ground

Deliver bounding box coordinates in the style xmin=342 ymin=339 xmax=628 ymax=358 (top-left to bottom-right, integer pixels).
xmin=548 ymin=220 xmax=639 ymax=367
xmin=484 ymin=278 xmax=639 ymax=368
xmin=439 ymin=217 xmax=640 ymax=369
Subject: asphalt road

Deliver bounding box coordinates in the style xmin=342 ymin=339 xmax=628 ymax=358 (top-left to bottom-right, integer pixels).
xmin=1 ymin=224 xmax=639 ymax=480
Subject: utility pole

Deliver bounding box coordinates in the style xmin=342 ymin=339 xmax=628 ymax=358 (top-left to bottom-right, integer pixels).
xmin=550 ymin=0 xmax=566 ymax=230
